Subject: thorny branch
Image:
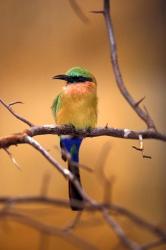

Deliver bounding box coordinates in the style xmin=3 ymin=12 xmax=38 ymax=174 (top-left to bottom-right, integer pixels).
xmin=92 ymin=0 xmax=156 ymax=130
xmin=0 ymin=0 xmax=166 ymax=249
xmin=0 ymin=123 xmax=166 ymax=149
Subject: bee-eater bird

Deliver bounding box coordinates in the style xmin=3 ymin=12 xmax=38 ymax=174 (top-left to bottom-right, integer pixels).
xmin=51 ymin=67 xmax=97 ymax=210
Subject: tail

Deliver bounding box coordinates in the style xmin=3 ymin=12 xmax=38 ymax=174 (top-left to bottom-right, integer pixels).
xmin=60 ymin=136 xmax=84 ymax=211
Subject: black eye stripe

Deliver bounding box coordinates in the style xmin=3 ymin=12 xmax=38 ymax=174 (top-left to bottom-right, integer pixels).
xmin=68 ymin=76 xmax=93 ymax=83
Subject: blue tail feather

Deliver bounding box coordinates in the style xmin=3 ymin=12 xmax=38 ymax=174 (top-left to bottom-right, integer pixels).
xmin=60 ymin=136 xmax=83 ymax=210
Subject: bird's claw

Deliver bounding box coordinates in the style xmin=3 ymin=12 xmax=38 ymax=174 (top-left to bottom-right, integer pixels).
xmin=86 ymin=127 xmax=92 ymax=133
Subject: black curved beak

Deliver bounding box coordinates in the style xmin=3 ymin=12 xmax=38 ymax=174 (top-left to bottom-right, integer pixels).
xmin=52 ymin=74 xmax=70 ymax=81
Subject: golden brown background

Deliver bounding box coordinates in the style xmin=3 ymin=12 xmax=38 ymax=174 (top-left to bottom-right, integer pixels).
xmin=0 ymin=0 xmax=166 ymax=249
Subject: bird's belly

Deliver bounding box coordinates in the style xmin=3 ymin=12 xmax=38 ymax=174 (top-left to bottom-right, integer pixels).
xmin=55 ymin=93 xmax=97 ymax=129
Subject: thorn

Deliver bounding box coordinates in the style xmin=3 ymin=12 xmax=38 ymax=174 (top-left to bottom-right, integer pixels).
xmin=90 ymin=10 xmax=104 ymax=14
xmin=105 ymin=123 xmax=109 ymax=129
xmin=143 ymin=155 xmax=152 ymax=159
xmin=143 ymin=105 xmax=149 ymax=114
xmin=132 ymin=146 xmax=143 ymax=151
xmin=134 ymin=96 xmax=145 ymax=107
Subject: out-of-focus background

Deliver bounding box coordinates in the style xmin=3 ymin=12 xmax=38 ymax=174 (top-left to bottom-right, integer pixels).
xmin=0 ymin=0 xmax=165 ymax=249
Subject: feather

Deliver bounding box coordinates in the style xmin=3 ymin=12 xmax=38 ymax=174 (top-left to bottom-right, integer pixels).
xmin=60 ymin=136 xmax=83 ymax=210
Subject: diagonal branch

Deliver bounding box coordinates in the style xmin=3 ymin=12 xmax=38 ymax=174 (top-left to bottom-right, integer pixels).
xmin=103 ymin=0 xmax=156 ymax=130
xmin=24 ymin=135 xmax=97 ymax=208
xmin=102 ymin=209 xmax=142 ymax=250
xmin=0 ymin=99 xmax=34 ymax=127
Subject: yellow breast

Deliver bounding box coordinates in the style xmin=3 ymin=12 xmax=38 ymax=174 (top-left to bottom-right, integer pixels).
xmin=55 ymin=82 xmax=97 ymax=129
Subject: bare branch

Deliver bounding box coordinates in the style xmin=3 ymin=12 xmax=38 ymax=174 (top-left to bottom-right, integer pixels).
xmin=0 ymin=125 xmax=165 ymax=151
xmin=91 ymin=1 xmax=156 ymax=130
xmin=0 ymin=99 xmax=34 ymax=127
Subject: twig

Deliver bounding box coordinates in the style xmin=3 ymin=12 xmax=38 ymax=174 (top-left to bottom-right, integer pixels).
xmin=132 ymin=134 xmax=152 ymax=159
xmin=0 ymin=99 xmax=34 ymax=127
xmin=69 ymin=0 xmax=89 ymax=23
xmin=63 ymin=211 xmax=82 ymax=232
xmin=4 ymin=148 xmax=22 ymax=170
xmin=102 ymin=209 xmax=141 ymax=250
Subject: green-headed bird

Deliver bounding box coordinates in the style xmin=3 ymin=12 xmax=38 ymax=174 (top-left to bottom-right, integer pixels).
xmin=51 ymin=67 xmax=98 ymax=210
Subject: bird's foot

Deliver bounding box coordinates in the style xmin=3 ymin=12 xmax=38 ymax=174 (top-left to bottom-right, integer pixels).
xmin=86 ymin=127 xmax=92 ymax=133
xmin=64 ymin=124 xmax=76 ymax=130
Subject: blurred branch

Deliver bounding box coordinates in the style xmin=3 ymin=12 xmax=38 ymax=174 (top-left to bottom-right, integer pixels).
xmin=0 ymin=209 xmax=97 ymax=250
xmin=0 ymin=195 xmax=166 ymax=250
xmin=102 ymin=209 xmax=141 ymax=250
xmin=69 ymin=0 xmax=89 ymax=23
xmin=63 ymin=211 xmax=82 ymax=232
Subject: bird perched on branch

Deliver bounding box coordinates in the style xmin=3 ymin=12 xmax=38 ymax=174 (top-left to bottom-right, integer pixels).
xmin=51 ymin=67 xmax=97 ymax=210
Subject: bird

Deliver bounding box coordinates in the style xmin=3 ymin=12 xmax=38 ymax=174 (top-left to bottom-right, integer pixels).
xmin=51 ymin=67 xmax=97 ymax=210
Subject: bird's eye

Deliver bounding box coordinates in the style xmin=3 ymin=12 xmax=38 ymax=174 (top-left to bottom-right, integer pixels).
xmin=68 ymin=76 xmax=92 ymax=83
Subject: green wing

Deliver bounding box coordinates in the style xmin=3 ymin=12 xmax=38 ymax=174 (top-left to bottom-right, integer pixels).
xmin=51 ymin=94 xmax=62 ymax=116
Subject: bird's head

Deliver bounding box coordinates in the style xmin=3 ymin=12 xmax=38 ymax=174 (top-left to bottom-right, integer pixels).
xmin=52 ymin=67 xmax=97 ymax=84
